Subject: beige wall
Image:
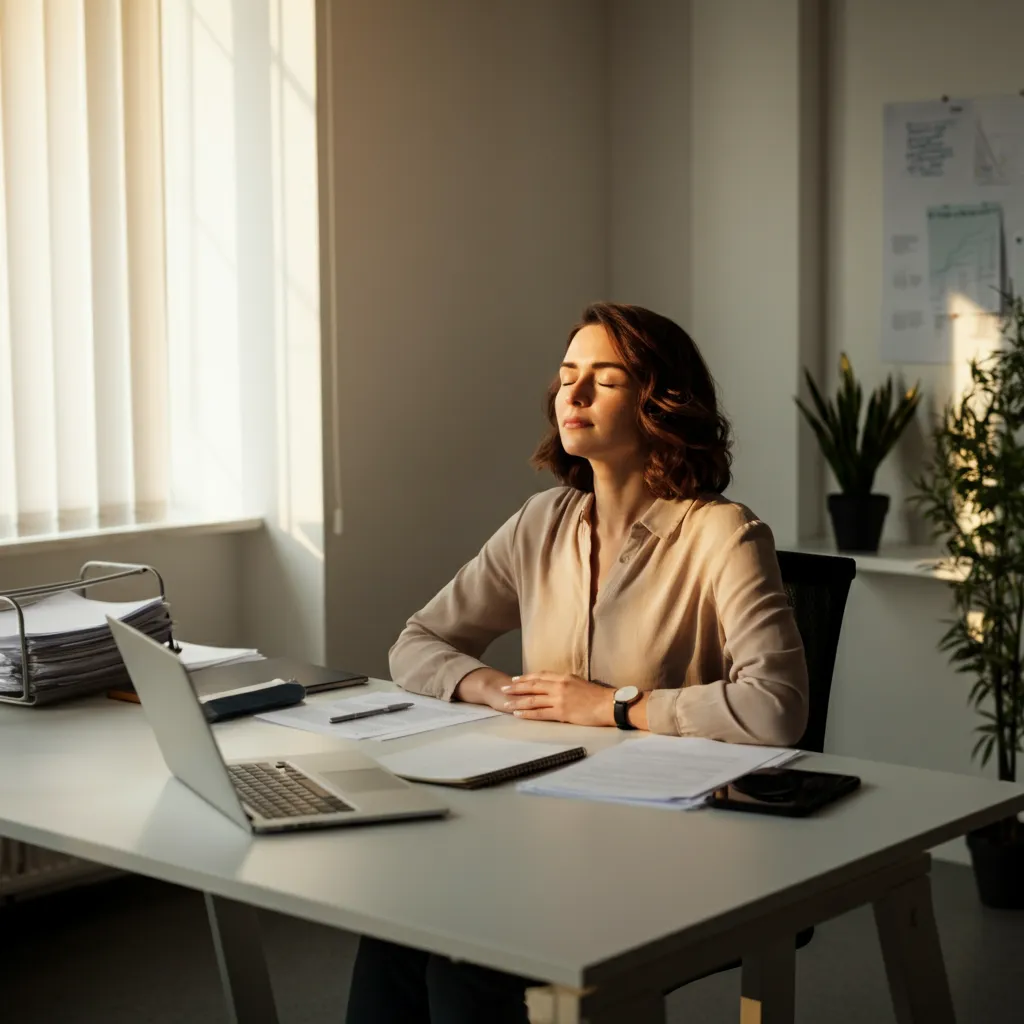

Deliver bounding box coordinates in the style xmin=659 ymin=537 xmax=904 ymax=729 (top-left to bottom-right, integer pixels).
xmin=309 ymin=0 xmax=1014 ymax=863
xmin=607 ymin=0 xmax=692 ymax=327
xmin=317 ymin=0 xmax=607 ymax=679
xmin=690 ymin=0 xmax=825 ymax=547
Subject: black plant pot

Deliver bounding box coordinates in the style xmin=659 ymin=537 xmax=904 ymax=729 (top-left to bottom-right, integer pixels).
xmin=967 ymin=821 xmax=1024 ymax=909
xmin=826 ymin=493 xmax=889 ymax=553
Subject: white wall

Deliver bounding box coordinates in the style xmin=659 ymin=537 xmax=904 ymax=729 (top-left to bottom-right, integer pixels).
xmin=317 ymin=0 xmax=607 ymax=679
xmin=823 ymin=0 xmax=1024 ymax=861
xmin=828 ymin=0 xmax=1024 ymax=542
xmin=0 ymin=531 xmax=246 ymax=646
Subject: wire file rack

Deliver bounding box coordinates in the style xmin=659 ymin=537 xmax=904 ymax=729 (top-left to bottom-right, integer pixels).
xmin=0 ymin=560 xmax=175 ymax=707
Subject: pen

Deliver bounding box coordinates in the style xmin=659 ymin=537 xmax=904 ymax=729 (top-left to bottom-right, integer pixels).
xmin=329 ymin=702 xmax=413 ymax=724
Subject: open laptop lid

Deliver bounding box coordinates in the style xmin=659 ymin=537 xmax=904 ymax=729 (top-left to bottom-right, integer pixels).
xmin=107 ymin=617 xmax=251 ymax=830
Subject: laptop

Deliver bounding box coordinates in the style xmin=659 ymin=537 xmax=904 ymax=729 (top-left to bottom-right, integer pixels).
xmin=107 ymin=617 xmax=449 ymax=834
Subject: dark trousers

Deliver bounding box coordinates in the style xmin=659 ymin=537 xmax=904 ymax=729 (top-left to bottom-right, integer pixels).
xmin=345 ymin=936 xmax=531 ymax=1024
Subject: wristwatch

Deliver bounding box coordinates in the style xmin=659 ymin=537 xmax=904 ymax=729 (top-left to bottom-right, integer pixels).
xmin=613 ymin=685 xmax=642 ymax=730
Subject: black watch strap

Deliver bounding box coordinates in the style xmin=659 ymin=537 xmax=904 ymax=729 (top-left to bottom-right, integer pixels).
xmin=614 ymin=697 xmax=637 ymax=730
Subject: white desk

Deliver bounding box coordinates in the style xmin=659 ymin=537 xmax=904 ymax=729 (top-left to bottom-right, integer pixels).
xmin=2 ymin=680 xmax=1023 ymax=1024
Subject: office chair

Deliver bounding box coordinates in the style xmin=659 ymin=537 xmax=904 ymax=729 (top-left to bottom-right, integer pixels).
xmin=667 ymin=548 xmax=857 ymax=993
xmin=777 ymin=549 xmax=857 ymax=755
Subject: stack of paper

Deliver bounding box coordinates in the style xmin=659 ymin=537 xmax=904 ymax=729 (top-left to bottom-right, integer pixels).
xmin=175 ymin=641 xmax=263 ymax=671
xmin=516 ymin=735 xmax=801 ymax=810
xmin=0 ymin=591 xmax=173 ymax=699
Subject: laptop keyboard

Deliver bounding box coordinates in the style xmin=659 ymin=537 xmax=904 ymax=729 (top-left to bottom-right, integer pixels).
xmin=229 ymin=762 xmax=354 ymax=820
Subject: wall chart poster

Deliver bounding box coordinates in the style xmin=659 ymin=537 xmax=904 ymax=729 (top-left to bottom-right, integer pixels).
xmin=882 ymin=95 xmax=1024 ymax=364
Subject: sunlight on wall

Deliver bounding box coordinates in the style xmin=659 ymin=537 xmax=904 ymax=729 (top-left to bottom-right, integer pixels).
xmin=947 ymin=292 xmax=1002 ymax=544
xmin=948 ymin=294 xmax=1001 ymax=406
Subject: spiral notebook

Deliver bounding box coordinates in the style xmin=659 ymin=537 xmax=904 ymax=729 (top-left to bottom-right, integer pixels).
xmin=375 ymin=734 xmax=587 ymax=789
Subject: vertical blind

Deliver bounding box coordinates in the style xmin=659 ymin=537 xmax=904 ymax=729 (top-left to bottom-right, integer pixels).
xmin=0 ymin=0 xmax=168 ymax=538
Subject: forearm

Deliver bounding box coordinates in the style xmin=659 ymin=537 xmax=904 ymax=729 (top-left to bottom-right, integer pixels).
xmin=645 ymin=676 xmax=807 ymax=744
xmin=389 ymin=622 xmax=496 ymax=702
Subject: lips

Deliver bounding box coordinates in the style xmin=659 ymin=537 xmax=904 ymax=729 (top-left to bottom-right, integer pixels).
xmin=562 ymin=419 xmax=593 ymax=428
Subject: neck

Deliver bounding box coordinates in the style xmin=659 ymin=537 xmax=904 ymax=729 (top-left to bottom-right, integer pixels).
xmin=589 ymin=462 xmax=654 ymax=537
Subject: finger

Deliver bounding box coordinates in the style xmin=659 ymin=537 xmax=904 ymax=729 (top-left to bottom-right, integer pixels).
xmin=501 ymin=680 xmax=552 ymax=695
xmin=504 ymin=694 xmax=554 ymax=712
xmin=512 ymin=707 xmax=560 ymax=721
xmin=510 ymin=671 xmax=560 ymax=684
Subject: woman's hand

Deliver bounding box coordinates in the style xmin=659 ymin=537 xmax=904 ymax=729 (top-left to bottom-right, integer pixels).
xmin=453 ymin=667 xmax=515 ymax=712
xmin=501 ymin=672 xmax=615 ymax=727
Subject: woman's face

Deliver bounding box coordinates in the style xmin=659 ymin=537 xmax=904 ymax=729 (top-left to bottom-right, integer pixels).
xmin=557 ymin=324 xmax=645 ymax=468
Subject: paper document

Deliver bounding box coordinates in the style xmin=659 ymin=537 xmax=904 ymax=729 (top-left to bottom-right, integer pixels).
xmin=256 ymin=691 xmax=501 ymax=741
xmin=517 ymin=735 xmax=801 ymax=809
xmin=175 ymin=641 xmax=263 ymax=671
xmin=0 ymin=591 xmax=165 ymax=641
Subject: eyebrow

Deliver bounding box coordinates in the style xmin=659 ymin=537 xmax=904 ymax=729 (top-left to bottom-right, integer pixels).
xmin=559 ymin=361 xmax=629 ymax=372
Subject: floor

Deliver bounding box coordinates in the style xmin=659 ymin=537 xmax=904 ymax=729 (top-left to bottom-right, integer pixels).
xmin=2 ymin=861 xmax=1021 ymax=1023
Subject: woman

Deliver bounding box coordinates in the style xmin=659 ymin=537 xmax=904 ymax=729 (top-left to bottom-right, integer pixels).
xmin=346 ymin=302 xmax=808 ymax=1023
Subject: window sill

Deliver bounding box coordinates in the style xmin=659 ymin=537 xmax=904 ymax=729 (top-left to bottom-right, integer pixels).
xmin=790 ymin=539 xmax=961 ymax=581
xmin=0 ymin=517 xmax=264 ymax=558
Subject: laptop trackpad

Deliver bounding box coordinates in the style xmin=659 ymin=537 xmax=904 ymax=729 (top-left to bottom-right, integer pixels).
xmin=320 ymin=768 xmax=410 ymax=793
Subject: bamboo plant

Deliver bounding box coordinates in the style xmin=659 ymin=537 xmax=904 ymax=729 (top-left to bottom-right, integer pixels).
xmin=912 ymin=295 xmax=1024 ymax=810
xmin=796 ymin=354 xmax=921 ymax=495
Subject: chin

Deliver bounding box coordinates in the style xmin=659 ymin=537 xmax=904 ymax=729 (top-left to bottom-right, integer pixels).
xmin=561 ymin=440 xmax=601 ymax=460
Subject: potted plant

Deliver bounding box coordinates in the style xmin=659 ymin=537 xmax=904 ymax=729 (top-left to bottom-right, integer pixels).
xmin=796 ymin=354 xmax=921 ymax=552
xmin=912 ymin=295 xmax=1024 ymax=910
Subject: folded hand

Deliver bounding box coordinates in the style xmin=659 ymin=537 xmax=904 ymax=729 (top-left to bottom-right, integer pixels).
xmin=501 ymin=671 xmax=614 ymax=727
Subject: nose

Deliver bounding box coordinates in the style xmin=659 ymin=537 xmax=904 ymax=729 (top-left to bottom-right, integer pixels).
xmin=564 ymin=378 xmax=592 ymax=407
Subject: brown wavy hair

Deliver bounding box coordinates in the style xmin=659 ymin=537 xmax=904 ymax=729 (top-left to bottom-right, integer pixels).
xmin=530 ymin=303 xmax=733 ymax=499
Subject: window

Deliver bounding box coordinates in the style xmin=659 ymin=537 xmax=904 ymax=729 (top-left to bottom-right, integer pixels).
xmin=0 ymin=0 xmax=321 ymax=544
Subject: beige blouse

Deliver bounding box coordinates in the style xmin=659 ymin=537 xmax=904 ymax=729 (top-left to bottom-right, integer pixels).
xmin=389 ymin=487 xmax=808 ymax=746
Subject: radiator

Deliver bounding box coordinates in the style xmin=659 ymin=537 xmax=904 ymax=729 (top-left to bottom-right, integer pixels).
xmin=0 ymin=837 xmax=115 ymax=902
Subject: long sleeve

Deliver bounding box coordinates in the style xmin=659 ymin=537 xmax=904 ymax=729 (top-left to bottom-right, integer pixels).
xmin=388 ymin=503 xmax=527 ymax=700
xmin=644 ymin=520 xmax=809 ymax=746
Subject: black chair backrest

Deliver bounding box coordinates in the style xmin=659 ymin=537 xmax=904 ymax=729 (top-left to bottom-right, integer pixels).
xmin=775 ymin=550 xmax=856 ymax=754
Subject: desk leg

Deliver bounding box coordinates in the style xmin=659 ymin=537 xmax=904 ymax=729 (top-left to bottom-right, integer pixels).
xmin=204 ymin=892 xmax=280 ymax=1024
xmin=739 ymin=936 xmax=796 ymax=1024
xmin=526 ymin=985 xmax=665 ymax=1024
xmin=872 ymin=872 xmax=956 ymax=1024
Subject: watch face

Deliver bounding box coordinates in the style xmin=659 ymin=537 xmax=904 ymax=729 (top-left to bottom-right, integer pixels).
xmin=614 ymin=685 xmax=640 ymax=704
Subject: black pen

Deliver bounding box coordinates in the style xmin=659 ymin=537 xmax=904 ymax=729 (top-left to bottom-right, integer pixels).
xmin=329 ymin=702 xmax=413 ymax=724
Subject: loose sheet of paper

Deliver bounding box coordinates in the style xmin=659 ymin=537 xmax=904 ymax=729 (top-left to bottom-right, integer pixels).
xmin=517 ymin=735 xmax=801 ymax=809
xmin=256 ymin=691 xmax=501 ymax=741
xmin=176 ymin=641 xmax=263 ymax=670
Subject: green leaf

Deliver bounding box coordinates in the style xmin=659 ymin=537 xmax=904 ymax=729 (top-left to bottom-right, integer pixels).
xmin=910 ymin=293 xmax=1024 ymax=775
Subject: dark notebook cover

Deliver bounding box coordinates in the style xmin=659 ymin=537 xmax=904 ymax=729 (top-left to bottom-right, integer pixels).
xmin=188 ymin=657 xmax=368 ymax=697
